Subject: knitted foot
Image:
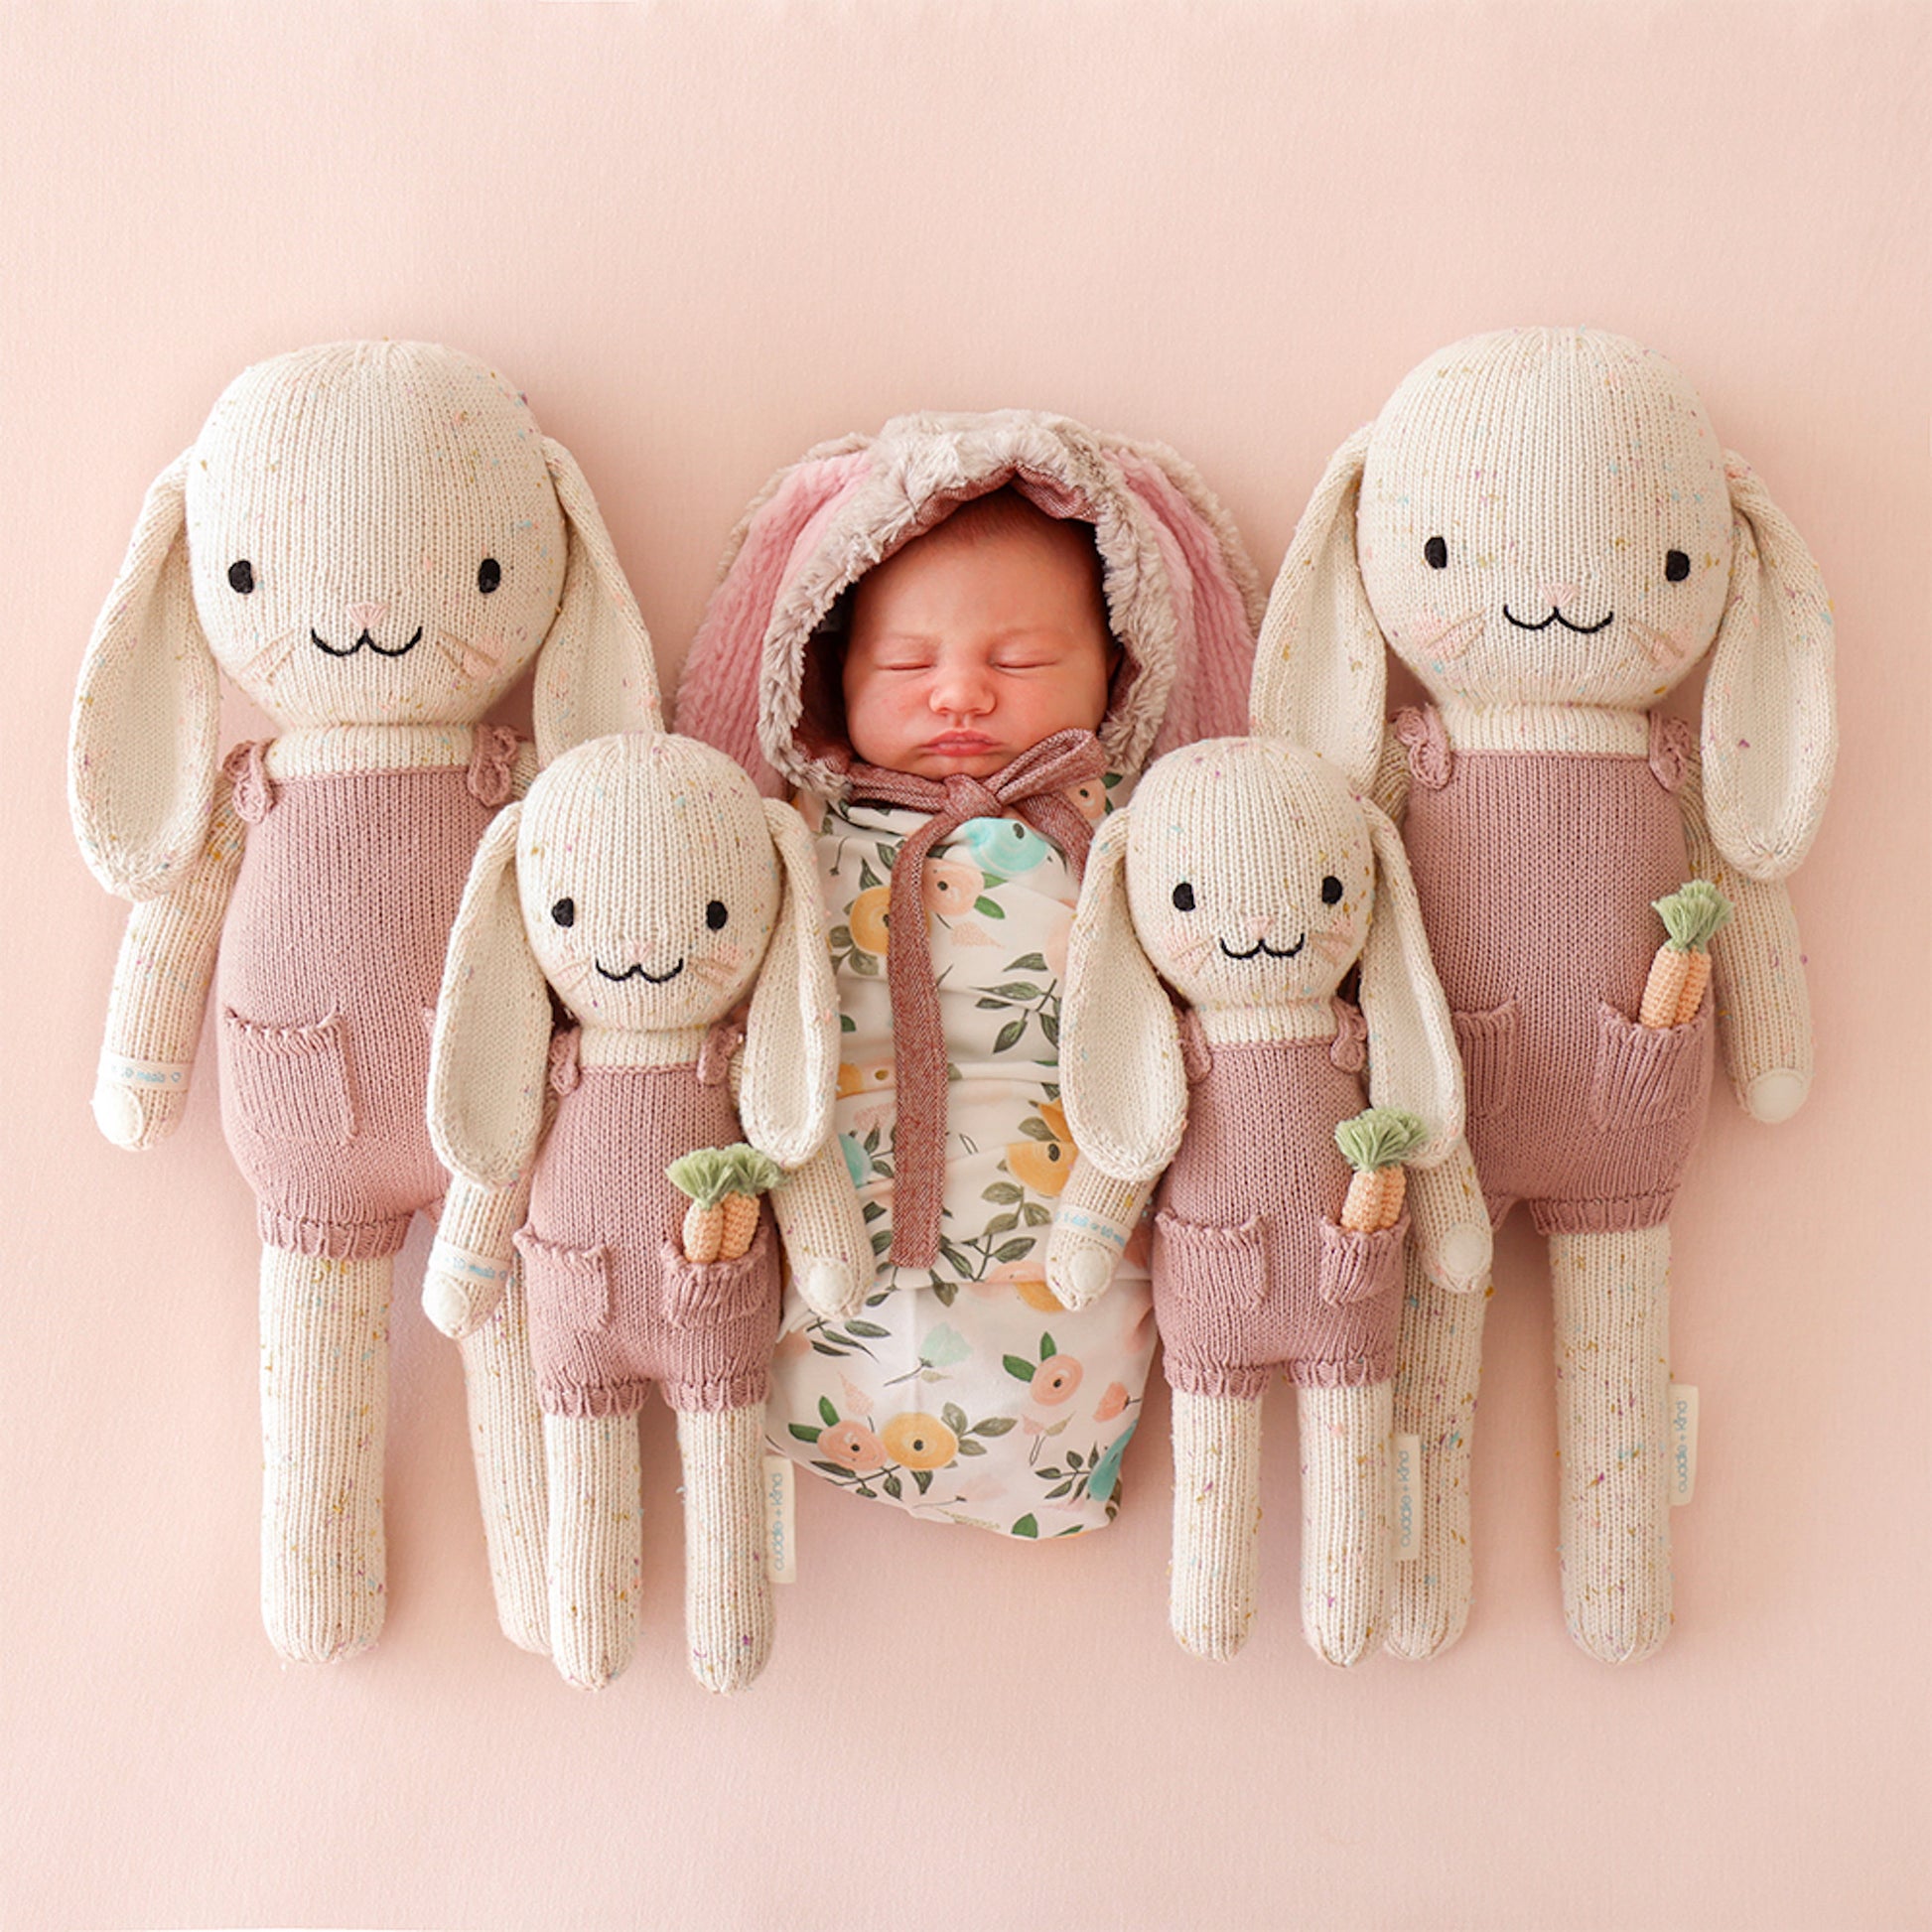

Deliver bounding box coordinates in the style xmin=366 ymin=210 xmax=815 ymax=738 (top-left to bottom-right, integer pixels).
xmin=457 ymin=1256 xmax=550 ymax=1655
xmin=1168 ymin=1389 xmax=1263 ymax=1661
xmin=258 ymin=1247 xmax=390 ymax=1664
xmin=1299 ymin=1380 xmax=1393 ymax=1666
xmin=1552 ymin=1225 xmax=1673 ymax=1664
xmin=677 ymin=1404 xmax=775 ymax=1694
xmin=1385 ymin=1256 xmax=1488 ymax=1661
xmin=545 ymin=1412 xmax=641 ymax=1690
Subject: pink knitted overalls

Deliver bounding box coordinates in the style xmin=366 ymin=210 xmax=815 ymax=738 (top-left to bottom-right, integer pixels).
xmin=516 ymin=1024 xmax=781 ymax=1419
xmin=215 ymin=729 xmax=520 ymax=1259
xmin=1152 ymin=1008 xmax=1410 ymax=1400
xmin=1394 ymin=706 xmax=1715 ymax=1234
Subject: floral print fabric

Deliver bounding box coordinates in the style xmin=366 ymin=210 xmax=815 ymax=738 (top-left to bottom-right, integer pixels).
xmin=766 ymin=785 xmax=1155 ymax=1538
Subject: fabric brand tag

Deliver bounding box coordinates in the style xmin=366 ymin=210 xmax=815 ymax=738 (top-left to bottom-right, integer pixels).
xmin=762 ymin=1454 xmax=796 ymax=1583
xmin=1668 ymin=1384 xmax=1698 ymax=1507
xmin=1393 ymin=1434 xmax=1423 ymax=1559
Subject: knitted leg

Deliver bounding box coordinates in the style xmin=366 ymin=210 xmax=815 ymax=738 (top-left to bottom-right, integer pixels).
xmin=1299 ymin=1380 xmax=1393 ymax=1667
xmin=1386 ymin=1253 xmax=1489 ymax=1660
xmin=1551 ymin=1224 xmax=1673 ymax=1664
xmin=1168 ymin=1389 xmax=1264 ymax=1661
xmin=456 ymin=1254 xmax=549 ymax=1655
xmin=545 ymin=1412 xmax=641 ymax=1690
xmin=259 ymin=1247 xmax=389 ymax=1664
xmin=677 ymin=1403 xmax=775 ymax=1695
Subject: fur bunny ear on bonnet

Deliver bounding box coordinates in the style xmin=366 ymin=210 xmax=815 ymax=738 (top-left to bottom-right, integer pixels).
xmin=671 ymin=412 xmax=1259 ymax=797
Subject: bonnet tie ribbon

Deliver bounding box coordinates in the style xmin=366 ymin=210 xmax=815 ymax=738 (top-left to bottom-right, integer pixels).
xmin=843 ymin=728 xmax=1109 ymax=1268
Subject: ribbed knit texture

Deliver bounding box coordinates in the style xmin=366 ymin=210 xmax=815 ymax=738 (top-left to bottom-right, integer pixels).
xmin=1169 ymin=1391 xmax=1263 ymax=1662
xmin=678 ymin=1404 xmax=775 ymax=1695
xmin=1299 ymin=1380 xmax=1394 ymax=1667
xmin=259 ymin=1249 xmax=389 ymax=1663
xmin=1553 ymin=1225 xmax=1673 ymax=1663
xmin=545 ymin=1413 xmax=642 ymax=1691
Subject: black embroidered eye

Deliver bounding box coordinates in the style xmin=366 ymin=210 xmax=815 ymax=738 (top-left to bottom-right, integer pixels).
xmin=551 ymin=897 xmax=575 ymax=927
xmin=1664 ymin=550 xmax=1691 ymax=583
xmin=1172 ymin=882 xmax=1195 ymax=911
xmin=478 ymin=558 xmax=502 ymax=595
xmin=705 ymin=899 xmax=729 ymax=931
xmin=1320 ymin=875 xmax=1344 ymax=904
xmin=1424 ymin=536 xmax=1449 ymax=570
xmin=227 ymin=560 xmax=255 ymax=594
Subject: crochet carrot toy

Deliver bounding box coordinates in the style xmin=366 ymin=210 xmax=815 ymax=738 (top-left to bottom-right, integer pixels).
xmin=1640 ymin=883 xmax=1733 ymax=1029
xmin=1335 ymin=1109 xmax=1428 ymax=1233
xmin=669 ymin=1147 xmax=783 ymax=1262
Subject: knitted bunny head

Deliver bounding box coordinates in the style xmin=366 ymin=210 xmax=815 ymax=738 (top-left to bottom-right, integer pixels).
xmin=71 ymin=341 xmax=657 ymax=900
xmin=429 ymin=731 xmax=839 ymax=1189
xmin=1253 ymin=328 xmax=1835 ymax=880
xmin=1060 ymin=737 xmax=1463 ymax=1183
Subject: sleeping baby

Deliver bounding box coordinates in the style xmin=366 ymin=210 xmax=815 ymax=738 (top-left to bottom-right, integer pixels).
xmin=675 ymin=411 xmax=1257 ymax=1538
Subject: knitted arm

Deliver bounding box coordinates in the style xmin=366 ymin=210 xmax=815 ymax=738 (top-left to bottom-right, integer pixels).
xmin=1045 ymin=1157 xmax=1154 ymax=1311
xmin=425 ymin=1170 xmax=534 ymax=1339
xmin=92 ymin=783 xmax=245 ymax=1150
xmin=1404 ymin=1138 xmax=1491 ymax=1294
xmin=1678 ymin=755 xmax=1814 ymax=1123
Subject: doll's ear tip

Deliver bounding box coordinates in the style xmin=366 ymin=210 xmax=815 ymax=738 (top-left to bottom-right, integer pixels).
xmin=1744 ymin=1068 xmax=1808 ymax=1125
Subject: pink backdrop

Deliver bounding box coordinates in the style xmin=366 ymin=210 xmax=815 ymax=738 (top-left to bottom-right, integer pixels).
xmin=4 ymin=4 xmax=1927 ymax=1928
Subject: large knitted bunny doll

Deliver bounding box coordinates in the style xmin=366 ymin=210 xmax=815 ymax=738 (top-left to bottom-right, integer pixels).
xmin=69 ymin=342 xmax=658 ymax=1663
xmin=1046 ymin=739 xmax=1487 ymax=1663
xmin=1253 ymin=328 xmax=1835 ymax=1663
xmin=426 ymin=730 xmax=866 ymax=1692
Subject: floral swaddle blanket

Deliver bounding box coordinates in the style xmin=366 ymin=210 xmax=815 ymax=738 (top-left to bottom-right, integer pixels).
xmin=765 ymin=785 xmax=1154 ymax=1538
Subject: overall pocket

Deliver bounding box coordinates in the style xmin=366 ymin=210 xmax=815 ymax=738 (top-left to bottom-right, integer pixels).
xmin=1316 ymin=1213 xmax=1410 ymax=1310
xmin=222 ymin=1008 xmax=356 ymax=1146
xmin=1588 ymin=1000 xmax=1714 ymax=1131
xmin=662 ymin=1217 xmax=776 ymax=1330
xmin=514 ymin=1229 xmax=614 ymax=1332
xmin=1450 ymin=999 xmax=1518 ymax=1122
xmin=1152 ymin=1209 xmax=1272 ymax=1381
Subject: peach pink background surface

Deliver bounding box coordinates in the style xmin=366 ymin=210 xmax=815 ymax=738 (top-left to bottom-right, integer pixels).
xmin=4 ymin=4 xmax=1927 ymax=1928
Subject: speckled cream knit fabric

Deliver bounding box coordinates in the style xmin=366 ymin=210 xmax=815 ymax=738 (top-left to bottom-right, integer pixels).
xmin=1250 ymin=327 xmax=1836 ymax=1663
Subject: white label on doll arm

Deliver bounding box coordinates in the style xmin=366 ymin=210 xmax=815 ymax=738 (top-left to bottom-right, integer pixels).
xmin=763 ymin=1454 xmax=796 ymax=1584
xmin=1669 ymin=1384 xmax=1698 ymax=1506
xmin=1393 ymin=1434 xmax=1422 ymax=1559
xmin=98 ymin=1050 xmax=191 ymax=1090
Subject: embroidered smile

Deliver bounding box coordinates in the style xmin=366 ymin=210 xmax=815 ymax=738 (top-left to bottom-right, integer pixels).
xmin=1218 ymin=932 xmax=1306 ymax=961
xmin=311 ymin=625 xmax=425 ymax=657
xmin=596 ymin=958 xmax=685 ymax=984
xmin=1501 ymin=605 xmax=1613 ymax=634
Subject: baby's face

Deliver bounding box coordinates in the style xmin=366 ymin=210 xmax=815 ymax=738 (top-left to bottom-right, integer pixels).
xmin=840 ymin=514 xmax=1113 ymax=779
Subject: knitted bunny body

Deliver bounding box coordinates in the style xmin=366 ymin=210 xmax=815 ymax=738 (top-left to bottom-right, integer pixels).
xmin=520 ymin=1023 xmax=780 ymax=1418
xmin=676 ymin=411 xmax=1261 ymax=1539
xmin=69 ymin=342 xmax=658 ymax=1664
xmin=428 ymin=731 xmax=863 ymax=1692
xmin=1253 ymin=328 xmax=1835 ymax=1663
xmin=1047 ymin=739 xmax=1484 ymax=1664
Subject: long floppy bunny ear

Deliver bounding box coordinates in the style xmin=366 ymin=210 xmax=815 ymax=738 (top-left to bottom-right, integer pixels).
xmin=1107 ymin=441 xmax=1262 ymax=757
xmin=1699 ymin=454 xmax=1836 ymax=881
xmin=533 ymin=438 xmax=662 ymax=764
xmin=1357 ymin=796 xmax=1463 ymax=1165
xmin=672 ymin=445 xmax=875 ymax=794
xmin=428 ymin=804 xmax=552 ymax=1189
xmin=1249 ymin=426 xmax=1383 ymax=790
xmin=69 ymin=452 xmax=221 ymax=900
xmin=1058 ymin=811 xmax=1188 ymax=1184
xmin=739 ymin=797 xmax=840 ymax=1170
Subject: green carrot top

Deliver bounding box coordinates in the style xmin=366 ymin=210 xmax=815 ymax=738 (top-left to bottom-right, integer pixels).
xmin=666 ymin=1144 xmax=783 ymax=1206
xmin=1652 ymin=880 xmax=1733 ymax=953
xmin=1334 ymin=1108 xmax=1428 ymax=1174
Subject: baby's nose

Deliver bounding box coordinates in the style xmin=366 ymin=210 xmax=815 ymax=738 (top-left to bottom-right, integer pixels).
xmin=1540 ymin=581 xmax=1579 ymax=611
xmin=348 ymin=601 xmax=390 ymax=631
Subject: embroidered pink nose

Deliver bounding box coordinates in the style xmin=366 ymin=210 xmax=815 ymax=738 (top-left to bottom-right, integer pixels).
xmin=1541 ymin=581 xmax=1579 ymax=610
xmin=347 ymin=602 xmax=389 ymax=630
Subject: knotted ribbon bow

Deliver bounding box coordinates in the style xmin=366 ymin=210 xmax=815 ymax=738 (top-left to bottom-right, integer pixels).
xmin=841 ymin=727 xmax=1109 ymax=1267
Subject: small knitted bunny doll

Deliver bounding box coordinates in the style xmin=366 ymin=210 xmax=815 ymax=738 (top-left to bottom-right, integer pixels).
xmin=427 ymin=730 xmax=867 ymax=1693
xmin=1046 ymin=738 xmax=1488 ymax=1664
xmin=68 ymin=342 xmax=657 ymax=1663
xmin=1252 ymin=327 xmax=1835 ymax=1663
